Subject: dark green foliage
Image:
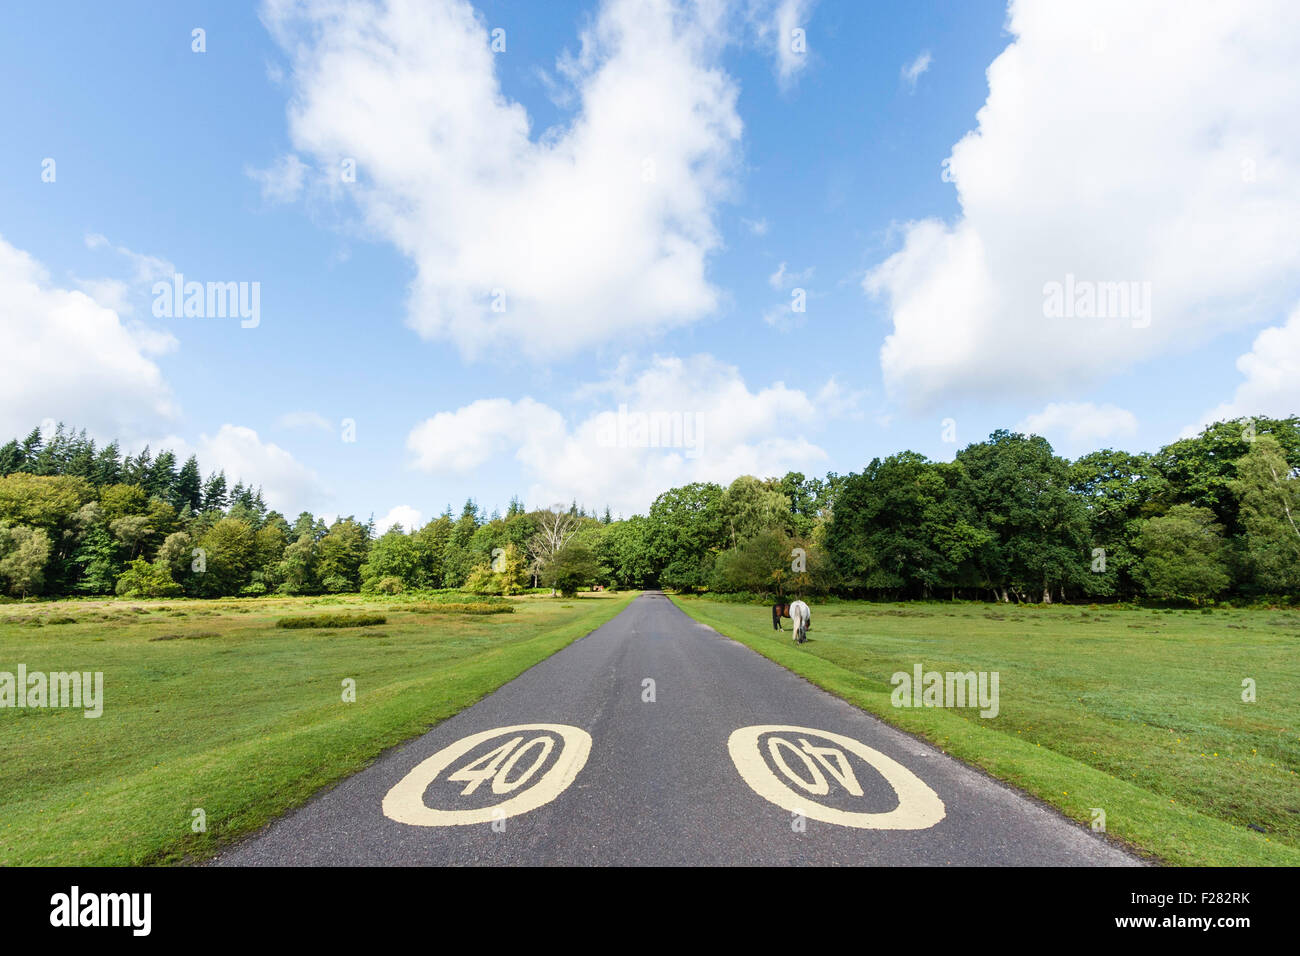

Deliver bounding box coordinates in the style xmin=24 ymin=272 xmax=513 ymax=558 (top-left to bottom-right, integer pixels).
xmin=114 ymin=557 xmax=184 ymax=598
xmin=73 ymin=524 xmax=120 ymax=594
xmin=540 ymin=540 xmax=600 ymax=597
xmin=275 ymin=613 xmax=387 ymax=629
xmin=955 ymin=431 xmax=1090 ymax=602
xmin=0 ymin=415 xmax=1295 ymax=603
xmin=1134 ymin=505 xmax=1231 ymax=603
xmin=173 ymin=456 xmax=203 ymax=513
xmin=201 ymin=471 xmax=228 ymax=512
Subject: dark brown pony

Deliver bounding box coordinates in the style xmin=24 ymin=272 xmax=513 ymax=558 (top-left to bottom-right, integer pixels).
xmin=772 ymin=603 xmax=791 ymax=630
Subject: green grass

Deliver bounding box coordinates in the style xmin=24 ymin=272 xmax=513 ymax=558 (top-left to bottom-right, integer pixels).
xmin=0 ymin=589 xmax=637 ymax=865
xmin=670 ymin=596 xmax=1300 ymax=866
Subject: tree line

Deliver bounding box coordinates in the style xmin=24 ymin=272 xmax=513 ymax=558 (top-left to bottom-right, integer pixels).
xmin=0 ymin=416 xmax=1296 ymax=604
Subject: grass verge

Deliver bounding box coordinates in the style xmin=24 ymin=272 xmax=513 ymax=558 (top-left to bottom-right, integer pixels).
xmin=0 ymin=590 xmax=637 ymax=864
xmin=669 ymin=595 xmax=1299 ymax=866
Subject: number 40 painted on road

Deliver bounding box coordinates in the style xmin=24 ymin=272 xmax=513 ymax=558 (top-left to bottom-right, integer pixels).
xmin=382 ymin=724 xmax=590 ymax=827
xmin=448 ymin=735 xmax=555 ymax=796
xmin=728 ymin=725 xmax=945 ymax=830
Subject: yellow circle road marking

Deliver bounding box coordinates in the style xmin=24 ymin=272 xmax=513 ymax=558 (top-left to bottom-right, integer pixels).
xmin=727 ymin=725 xmax=946 ymax=830
xmin=382 ymin=723 xmax=591 ymax=827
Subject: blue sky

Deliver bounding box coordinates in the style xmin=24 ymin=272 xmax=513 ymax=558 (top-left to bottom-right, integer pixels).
xmin=2 ymin=0 xmax=1297 ymax=527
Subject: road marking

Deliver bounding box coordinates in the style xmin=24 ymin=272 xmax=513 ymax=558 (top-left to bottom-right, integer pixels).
xmin=727 ymin=725 xmax=946 ymax=830
xmin=382 ymin=724 xmax=591 ymax=827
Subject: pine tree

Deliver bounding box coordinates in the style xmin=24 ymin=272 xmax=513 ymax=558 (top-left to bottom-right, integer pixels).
xmin=0 ymin=440 xmax=22 ymax=476
xmin=31 ymin=424 xmax=67 ymax=474
xmin=147 ymin=450 xmax=178 ymax=502
xmin=66 ymin=430 xmax=96 ymax=479
xmin=201 ymin=470 xmax=228 ymax=512
xmin=174 ymin=456 xmax=203 ymax=511
xmin=124 ymin=446 xmax=152 ymax=485
xmin=92 ymin=441 xmax=123 ymax=486
xmin=18 ymin=428 xmax=42 ymax=469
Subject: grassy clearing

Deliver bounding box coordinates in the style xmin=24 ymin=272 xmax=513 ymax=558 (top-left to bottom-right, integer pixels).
xmin=671 ymin=596 xmax=1300 ymax=866
xmin=0 ymin=589 xmax=637 ymax=865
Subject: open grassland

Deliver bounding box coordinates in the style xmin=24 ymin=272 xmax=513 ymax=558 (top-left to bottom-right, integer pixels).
xmin=671 ymin=596 xmax=1300 ymax=866
xmin=0 ymin=590 xmax=636 ymax=865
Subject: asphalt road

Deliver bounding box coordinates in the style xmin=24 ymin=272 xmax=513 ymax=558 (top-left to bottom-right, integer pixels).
xmin=216 ymin=591 xmax=1141 ymax=866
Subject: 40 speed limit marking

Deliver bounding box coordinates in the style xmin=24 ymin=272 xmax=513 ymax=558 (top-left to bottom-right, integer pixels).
xmin=382 ymin=724 xmax=591 ymax=826
xmin=727 ymin=725 xmax=946 ymax=830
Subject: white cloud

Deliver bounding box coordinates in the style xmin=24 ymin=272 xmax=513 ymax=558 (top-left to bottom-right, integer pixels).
xmin=814 ymin=377 xmax=864 ymax=420
xmin=76 ymin=234 xmax=177 ymax=321
xmin=1185 ymin=302 xmax=1300 ymax=434
xmin=406 ymin=398 xmax=567 ymax=474
xmin=406 ymin=354 xmax=835 ymax=514
xmin=122 ymin=321 xmax=179 ymax=358
xmin=747 ymin=0 xmax=815 ymax=88
xmin=246 ymin=153 xmax=309 ymax=203
xmin=865 ymin=0 xmax=1300 ymax=411
xmin=74 ymin=277 xmax=132 ymax=315
xmin=1016 ymin=401 xmax=1138 ymax=447
xmin=375 ymin=504 xmax=423 ymax=534
xmin=761 ymin=301 xmax=804 ymax=331
xmin=742 ymin=216 xmax=769 ymax=236
xmin=901 ymin=50 xmax=931 ymax=90
xmin=193 ymin=425 xmax=329 ymax=514
xmin=768 ymin=261 xmax=813 ymax=290
xmin=83 ymin=232 xmax=175 ymax=286
xmin=261 ymin=0 xmax=743 ymax=359
xmin=0 ymin=234 xmax=178 ymax=441
xmin=765 ymin=260 xmax=812 ymax=329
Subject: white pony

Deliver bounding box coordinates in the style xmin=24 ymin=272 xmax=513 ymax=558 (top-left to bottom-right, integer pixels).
xmin=788 ymin=599 xmax=811 ymax=643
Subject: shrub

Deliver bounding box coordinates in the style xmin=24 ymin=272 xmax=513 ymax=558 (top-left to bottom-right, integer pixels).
xmin=464 ymin=565 xmax=504 ymax=595
xmin=362 ymin=575 xmax=405 ymax=595
xmin=403 ymin=602 xmax=513 ymax=615
xmin=320 ymin=574 xmax=352 ymax=594
xmin=275 ymin=613 xmax=387 ymax=629
xmin=114 ymin=558 xmax=183 ymax=598
xmin=149 ymin=630 xmax=219 ymax=642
